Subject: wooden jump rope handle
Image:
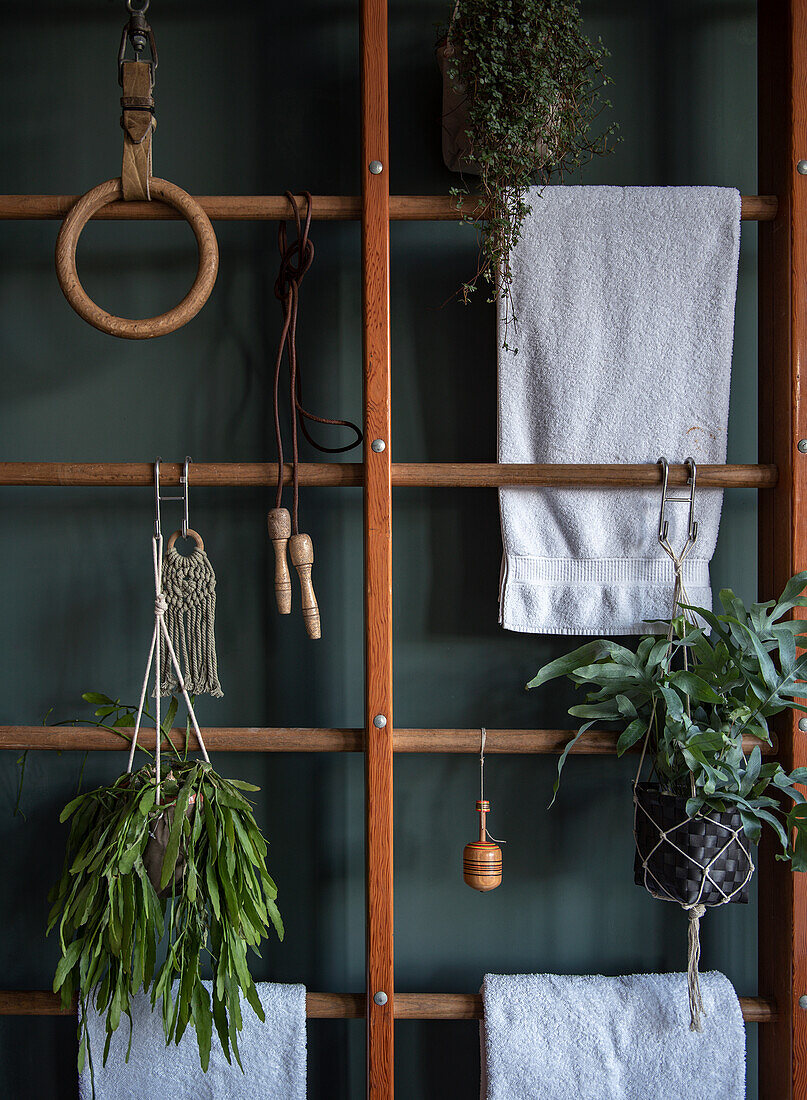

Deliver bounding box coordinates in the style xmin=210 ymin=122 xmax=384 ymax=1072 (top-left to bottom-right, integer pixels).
xmin=267 ymin=508 xmax=292 ymax=614
xmin=289 ymin=533 xmax=321 ymax=639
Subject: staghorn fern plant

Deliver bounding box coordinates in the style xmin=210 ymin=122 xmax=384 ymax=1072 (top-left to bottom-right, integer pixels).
xmin=527 ymin=574 xmax=807 ymax=868
xmin=46 ymin=693 xmax=283 ymax=1091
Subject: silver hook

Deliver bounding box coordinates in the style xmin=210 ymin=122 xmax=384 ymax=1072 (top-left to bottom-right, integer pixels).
xmin=658 ymin=456 xmax=699 ymax=558
xmin=153 ymin=456 xmax=192 ymax=539
xmin=181 ymin=456 xmax=191 ymax=538
xmin=154 ymin=457 xmax=162 ymax=538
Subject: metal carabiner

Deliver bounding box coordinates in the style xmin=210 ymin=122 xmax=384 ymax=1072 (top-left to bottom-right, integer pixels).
xmin=153 ymin=456 xmax=191 ymax=539
xmin=657 ymin=456 xmax=699 ymax=558
xmin=181 ymin=456 xmax=191 ymax=538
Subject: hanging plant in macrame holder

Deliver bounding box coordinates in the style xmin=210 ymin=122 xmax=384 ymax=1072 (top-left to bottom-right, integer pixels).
xmin=633 ymin=783 xmax=754 ymax=1029
xmin=634 ymin=784 xmax=753 ymax=908
xmin=158 ymin=529 xmax=223 ymax=698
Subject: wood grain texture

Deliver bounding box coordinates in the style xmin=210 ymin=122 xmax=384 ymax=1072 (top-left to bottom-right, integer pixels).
xmin=54 ymin=178 xmax=218 ymax=339
xmin=758 ymin=4 xmax=804 ymax=1097
xmin=289 ymin=533 xmax=321 ymax=639
xmin=0 ymin=990 xmax=776 ymax=1022
xmin=0 ymin=726 xmax=774 ymax=754
xmin=0 ymin=194 xmax=778 ymax=221
xmin=0 ymin=462 xmax=777 ymax=488
xmin=267 ymin=508 xmax=293 ymax=614
xmin=361 ymin=0 xmax=394 ymax=1090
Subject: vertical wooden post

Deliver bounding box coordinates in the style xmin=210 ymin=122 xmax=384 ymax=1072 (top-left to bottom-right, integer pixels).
xmin=758 ymin=2 xmax=807 ymax=1096
xmin=361 ymin=0 xmax=394 ymax=1093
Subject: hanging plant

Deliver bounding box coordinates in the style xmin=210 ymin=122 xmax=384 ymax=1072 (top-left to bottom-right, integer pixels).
xmin=527 ymin=574 xmax=807 ymax=1027
xmin=46 ymin=693 xmax=283 ymax=1089
xmin=438 ymin=0 xmax=617 ymax=342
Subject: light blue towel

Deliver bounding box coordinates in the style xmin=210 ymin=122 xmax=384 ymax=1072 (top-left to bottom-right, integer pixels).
xmin=79 ymin=982 xmax=306 ymax=1099
xmin=481 ymin=972 xmax=745 ymax=1100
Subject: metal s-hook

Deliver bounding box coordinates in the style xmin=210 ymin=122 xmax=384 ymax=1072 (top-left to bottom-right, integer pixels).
xmin=658 ymin=456 xmax=699 ymax=560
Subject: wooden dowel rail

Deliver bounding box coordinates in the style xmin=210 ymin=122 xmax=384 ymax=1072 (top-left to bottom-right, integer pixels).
xmin=0 ymin=990 xmax=776 ymax=1023
xmin=0 ymin=194 xmax=778 ymax=222
xmin=0 ymin=727 xmax=775 ymax=754
xmin=0 ymin=462 xmax=778 ymax=489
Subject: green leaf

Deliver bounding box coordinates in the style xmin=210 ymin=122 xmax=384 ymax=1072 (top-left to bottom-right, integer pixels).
xmin=53 ymin=939 xmax=83 ymax=992
xmin=616 ymin=719 xmax=646 ymax=756
xmin=160 ymin=778 xmax=194 ymax=890
xmin=82 ymin=693 xmax=113 ymax=705
xmin=668 ymin=671 xmax=723 ymax=704
xmin=548 ymin=722 xmax=594 ymax=807
xmin=770 ymin=571 xmax=807 ymax=620
xmin=192 ymin=983 xmax=213 ymax=1072
xmin=59 ymin=795 xmax=86 ymax=824
xmin=526 ymin=641 xmax=612 ymax=689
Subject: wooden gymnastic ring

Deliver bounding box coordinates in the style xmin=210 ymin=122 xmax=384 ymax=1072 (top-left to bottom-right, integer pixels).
xmin=54 ymin=177 xmax=219 ymax=339
xmin=167 ymin=528 xmax=205 ymax=552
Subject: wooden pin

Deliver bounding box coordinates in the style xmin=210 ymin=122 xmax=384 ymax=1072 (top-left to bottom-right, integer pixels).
xmin=463 ymin=800 xmax=502 ymax=892
xmin=267 ymin=507 xmax=292 ymax=614
xmin=289 ymin=532 xmax=321 ymax=639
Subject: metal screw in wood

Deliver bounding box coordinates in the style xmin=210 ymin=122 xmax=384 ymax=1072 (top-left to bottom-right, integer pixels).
xmin=55 ymin=177 xmax=218 ymax=339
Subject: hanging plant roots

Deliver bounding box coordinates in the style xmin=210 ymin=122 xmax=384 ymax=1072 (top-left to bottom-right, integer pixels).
xmin=48 ymin=758 xmax=283 ymax=1085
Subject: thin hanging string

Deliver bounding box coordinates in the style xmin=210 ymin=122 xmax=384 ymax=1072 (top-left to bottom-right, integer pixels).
xmin=479 ymin=729 xmax=505 ymax=844
xmin=126 ymin=536 xmax=211 ymax=796
xmin=633 ymin=514 xmax=698 ymax=792
xmin=632 ymin=475 xmax=707 ymax=1029
xmin=272 ymin=192 xmax=362 ymax=533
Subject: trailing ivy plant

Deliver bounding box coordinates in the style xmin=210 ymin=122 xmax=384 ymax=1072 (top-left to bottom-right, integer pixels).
xmin=527 ymin=574 xmax=807 ymax=868
xmin=442 ymin=0 xmax=617 ymax=344
xmin=46 ymin=693 xmax=283 ymax=1091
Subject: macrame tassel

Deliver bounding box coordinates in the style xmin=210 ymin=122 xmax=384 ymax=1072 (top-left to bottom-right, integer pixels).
xmin=157 ymin=530 xmax=223 ymax=698
xmin=686 ymin=903 xmax=707 ymax=1031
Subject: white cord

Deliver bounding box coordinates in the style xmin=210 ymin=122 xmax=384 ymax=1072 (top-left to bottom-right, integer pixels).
xmin=126 ymin=536 xmax=211 ymax=796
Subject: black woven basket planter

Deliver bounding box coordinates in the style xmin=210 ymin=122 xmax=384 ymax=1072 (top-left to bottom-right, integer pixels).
xmin=633 ymin=783 xmax=754 ymax=907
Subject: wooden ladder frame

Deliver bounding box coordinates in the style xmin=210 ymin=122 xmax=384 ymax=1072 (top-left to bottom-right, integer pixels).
xmin=0 ymin=0 xmax=805 ymax=1095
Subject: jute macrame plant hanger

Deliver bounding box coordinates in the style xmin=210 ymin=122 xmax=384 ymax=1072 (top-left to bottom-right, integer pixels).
xmin=154 ymin=457 xmax=222 ymax=698
xmin=632 ymin=458 xmax=754 ymax=1031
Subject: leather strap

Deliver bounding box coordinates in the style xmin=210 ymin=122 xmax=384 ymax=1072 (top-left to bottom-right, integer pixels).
xmin=120 ymin=61 xmax=155 ymax=201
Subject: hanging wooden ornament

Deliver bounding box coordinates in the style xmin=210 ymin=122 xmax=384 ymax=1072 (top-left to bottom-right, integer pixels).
xmin=463 ymin=729 xmax=503 ymax=892
xmin=156 ymin=458 xmax=223 ymax=698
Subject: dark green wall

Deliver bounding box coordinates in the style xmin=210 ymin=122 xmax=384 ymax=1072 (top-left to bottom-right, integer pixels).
xmin=0 ymin=0 xmax=759 ymax=1096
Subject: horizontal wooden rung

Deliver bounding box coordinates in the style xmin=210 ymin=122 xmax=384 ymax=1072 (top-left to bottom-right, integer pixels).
xmin=0 ymin=727 xmax=775 ymax=755
xmin=0 ymin=462 xmax=777 ymax=489
xmin=0 ymin=194 xmax=778 ymax=222
xmin=0 ymin=990 xmax=776 ymax=1023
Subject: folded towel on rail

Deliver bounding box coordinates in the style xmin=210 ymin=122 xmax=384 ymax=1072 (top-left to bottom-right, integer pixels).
xmin=480 ymin=971 xmax=745 ymax=1100
xmin=498 ymin=186 xmax=741 ymax=634
xmin=78 ymin=982 xmax=306 ymax=1100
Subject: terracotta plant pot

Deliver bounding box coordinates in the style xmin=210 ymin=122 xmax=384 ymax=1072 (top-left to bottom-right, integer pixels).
xmin=633 ymin=783 xmax=754 ymax=907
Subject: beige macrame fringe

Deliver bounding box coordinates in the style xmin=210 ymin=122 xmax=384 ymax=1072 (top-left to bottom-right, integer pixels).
xmin=157 ymin=545 xmax=223 ymax=698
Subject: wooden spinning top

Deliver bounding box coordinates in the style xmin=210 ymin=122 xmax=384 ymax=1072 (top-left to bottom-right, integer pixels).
xmin=463 ymin=799 xmax=502 ymax=892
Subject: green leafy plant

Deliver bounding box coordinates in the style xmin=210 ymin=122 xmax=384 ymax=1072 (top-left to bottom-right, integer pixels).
xmin=527 ymin=574 xmax=807 ymax=868
xmin=442 ymin=0 xmax=617 ymax=342
xmin=46 ymin=693 xmax=283 ymax=1089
